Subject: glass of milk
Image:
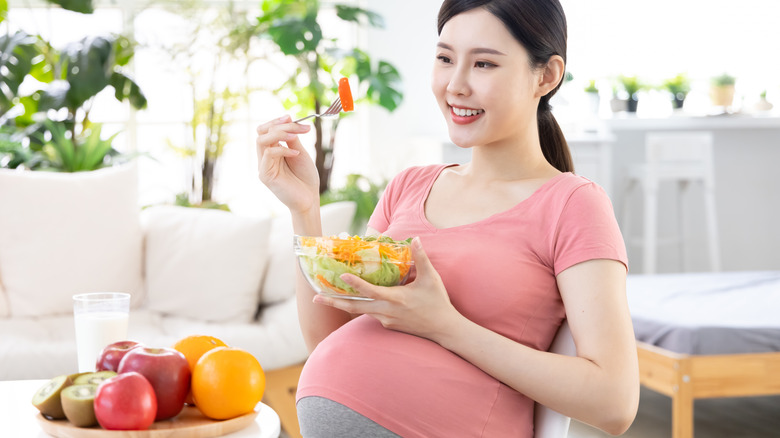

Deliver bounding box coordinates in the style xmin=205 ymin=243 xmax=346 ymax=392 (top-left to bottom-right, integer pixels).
xmin=73 ymin=292 xmax=131 ymax=373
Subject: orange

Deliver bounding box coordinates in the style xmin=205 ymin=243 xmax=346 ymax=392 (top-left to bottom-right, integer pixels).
xmin=191 ymin=347 xmax=265 ymax=420
xmin=173 ymin=335 xmax=228 ymax=405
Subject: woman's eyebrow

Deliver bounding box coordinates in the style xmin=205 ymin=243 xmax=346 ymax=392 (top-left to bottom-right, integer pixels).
xmin=436 ymin=42 xmax=506 ymax=56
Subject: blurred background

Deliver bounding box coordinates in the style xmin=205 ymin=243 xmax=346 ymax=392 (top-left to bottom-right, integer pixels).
xmin=2 ymin=0 xmax=779 ymax=274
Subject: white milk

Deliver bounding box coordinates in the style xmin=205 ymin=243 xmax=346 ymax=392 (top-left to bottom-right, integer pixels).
xmin=74 ymin=311 xmax=129 ymax=372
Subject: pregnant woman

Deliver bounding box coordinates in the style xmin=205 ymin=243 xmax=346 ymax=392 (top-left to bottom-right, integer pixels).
xmin=255 ymin=0 xmax=639 ymax=436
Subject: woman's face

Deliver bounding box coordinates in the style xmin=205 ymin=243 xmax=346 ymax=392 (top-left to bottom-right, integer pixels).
xmin=432 ymin=8 xmax=540 ymax=148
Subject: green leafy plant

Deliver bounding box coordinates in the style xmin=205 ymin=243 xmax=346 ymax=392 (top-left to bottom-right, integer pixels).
xmin=617 ymin=75 xmax=644 ymax=97
xmin=0 ymin=126 xmax=32 ymax=168
xmin=711 ymin=73 xmax=736 ymax=87
xmin=151 ymin=0 xmax=264 ymax=207
xmin=39 ymin=121 xmax=122 ymax=171
xmin=320 ymin=173 xmax=386 ymax=235
xmin=662 ymin=74 xmax=691 ymax=109
xmin=584 ymin=79 xmax=599 ymax=94
xmin=0 ymin=0 xmax=146 ymax=171
xmin=255 ymin=0 xmax=403 ymax=194
xmin=662 ymin=74 xmax=691 ymax=96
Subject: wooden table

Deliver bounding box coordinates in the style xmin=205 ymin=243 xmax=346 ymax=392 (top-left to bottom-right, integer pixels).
xmin=0 ymin=379 xmax=281 ymax=437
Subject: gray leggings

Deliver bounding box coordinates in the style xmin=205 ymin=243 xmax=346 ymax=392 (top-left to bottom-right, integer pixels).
xmin=297 ymin=396 xmax=401 ymax=437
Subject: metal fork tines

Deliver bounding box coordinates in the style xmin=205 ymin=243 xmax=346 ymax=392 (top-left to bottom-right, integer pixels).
xmin=294 ymin=97 xmax=343 ymax=123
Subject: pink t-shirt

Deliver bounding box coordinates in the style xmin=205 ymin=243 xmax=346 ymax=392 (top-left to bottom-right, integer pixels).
xmin=297 ymin=164 xmax=628 ymax=437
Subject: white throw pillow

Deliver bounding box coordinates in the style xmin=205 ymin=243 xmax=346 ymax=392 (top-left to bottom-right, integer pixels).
xmin=0 ymin=164 xmax=145 ymax=317
xmin=141 ymin=206 xmax=272 ymax=323
xmin=260 ymin=201 xmax=356 ymax=304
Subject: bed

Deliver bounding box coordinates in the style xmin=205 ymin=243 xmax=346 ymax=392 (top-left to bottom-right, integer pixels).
xmin=626 ymin=270 xmax=780 ymax=438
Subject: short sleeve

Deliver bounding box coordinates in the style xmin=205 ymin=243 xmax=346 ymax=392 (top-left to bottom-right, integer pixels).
xmin=553 ymin=182 xmax=628 ymax=275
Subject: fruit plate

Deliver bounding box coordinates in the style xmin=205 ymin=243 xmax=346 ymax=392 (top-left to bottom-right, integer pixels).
xmin=36 ymin=406 xmax=259 ymax=438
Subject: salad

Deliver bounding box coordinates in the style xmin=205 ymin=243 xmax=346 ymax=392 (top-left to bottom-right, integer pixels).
xmin=295 ymin=235 xmax=413 ymax=298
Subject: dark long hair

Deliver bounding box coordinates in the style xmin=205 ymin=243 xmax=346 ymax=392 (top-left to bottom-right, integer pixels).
xmin=437 ymin=0 xmax=573 ymax=173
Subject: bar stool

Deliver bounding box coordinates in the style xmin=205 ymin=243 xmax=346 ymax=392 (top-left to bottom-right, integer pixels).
xmin=621 ymin=131 xmax=721 ymax=274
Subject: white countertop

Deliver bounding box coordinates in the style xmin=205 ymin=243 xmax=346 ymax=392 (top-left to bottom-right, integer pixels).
xmin=602 ymin=113 xmax=780 ymax=130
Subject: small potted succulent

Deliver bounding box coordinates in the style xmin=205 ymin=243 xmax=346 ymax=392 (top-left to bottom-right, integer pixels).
xmin=584 ymin=79 xmax=600 ymax=114
xmin=710 ymin=73 xmax=736 ymax=108
xmin=618 ymin=76 xmax=644 ymax=113
xmin=754 ymin=90 xmax=773 ymax=112
xmin=662 ymin=74 xmax=691 ymax=110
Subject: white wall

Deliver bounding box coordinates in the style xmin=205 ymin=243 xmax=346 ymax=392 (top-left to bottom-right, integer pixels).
xmin=361 ymin=1 xmax=450 ymax=183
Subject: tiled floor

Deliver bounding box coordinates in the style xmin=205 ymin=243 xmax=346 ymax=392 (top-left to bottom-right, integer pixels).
xmin=569 ymin=387 xmax=780 ymax=438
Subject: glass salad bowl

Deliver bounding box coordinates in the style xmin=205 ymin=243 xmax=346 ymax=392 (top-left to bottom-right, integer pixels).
xmin=294 ymin=235 xmax=414 ymax=300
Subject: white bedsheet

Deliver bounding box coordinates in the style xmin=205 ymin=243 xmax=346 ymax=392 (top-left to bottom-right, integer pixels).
xmin=626 ymin=270 xmax=780 ymax=354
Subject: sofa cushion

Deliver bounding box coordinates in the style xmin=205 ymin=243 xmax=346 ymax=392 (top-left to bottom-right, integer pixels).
xmin=141 ymin=205 xmax=272 ymax=323
xmin=260 ymin=201 xmax=356 ymax=304
xmin=0 ymin=164 xmax=145 ymax=317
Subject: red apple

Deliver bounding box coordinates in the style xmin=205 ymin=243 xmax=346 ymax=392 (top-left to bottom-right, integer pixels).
xmin=118 ymin=347 xmax=190 ymax=421
xmin=96 ymin=340 xmax=142 ymax=372
xmin=94 ymin=372 xmax=157 ymax=430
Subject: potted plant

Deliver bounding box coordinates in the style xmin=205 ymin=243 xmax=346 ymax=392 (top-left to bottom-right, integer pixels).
xmin=710 ymin=73 xmax=736 ymax=109
xmin=617 ymin=75 xmax=643 ymax=112
xmin=0 ymin=0 xmax=146 ymax=172
xmin=754 ymin=90 xmax=773 ymax=112
xmin=254 ymin=0 xmax=403 ymax=195
xmin=149 ymin=1 xmax=265 ymax=209
xmin=584 ymin=79 xmax=600 ymax=114
xmin=662 ymin=74 xmax=691 ymax=110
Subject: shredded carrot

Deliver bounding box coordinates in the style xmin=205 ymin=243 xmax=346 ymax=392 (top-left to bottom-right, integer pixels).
xmin=316 ymin=274 xmax=350 ymax=295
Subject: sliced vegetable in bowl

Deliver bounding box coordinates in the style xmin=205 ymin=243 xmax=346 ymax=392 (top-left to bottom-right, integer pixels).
xmin=294 ymin=235 xmax=413 ymax=300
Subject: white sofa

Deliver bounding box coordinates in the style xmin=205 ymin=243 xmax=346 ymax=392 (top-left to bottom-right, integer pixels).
xmin=0 ymin=164 xmax=355 ymax=381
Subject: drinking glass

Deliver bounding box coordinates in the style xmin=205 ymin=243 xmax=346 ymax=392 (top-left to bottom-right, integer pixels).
xmin=73 ymin=292 xmax=131 ymax=372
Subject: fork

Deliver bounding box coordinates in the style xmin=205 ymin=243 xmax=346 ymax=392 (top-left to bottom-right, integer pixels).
xmin=294 ymin=97 xmax=343 ymax=123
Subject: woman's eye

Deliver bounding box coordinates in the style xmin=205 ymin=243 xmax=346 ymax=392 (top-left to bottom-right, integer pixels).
xmin=475 ymin=61 xmax=496 ymax=68
xmin=437 ymin=55 xmax=452 ymax=64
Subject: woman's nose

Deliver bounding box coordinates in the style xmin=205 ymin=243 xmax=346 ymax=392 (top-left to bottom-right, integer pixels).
xmin=446 ymin=67 xmax=471 ymax=96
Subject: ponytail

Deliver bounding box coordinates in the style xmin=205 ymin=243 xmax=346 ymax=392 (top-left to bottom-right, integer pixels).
xmin=537 ymin=96 xmax=573 ymax=173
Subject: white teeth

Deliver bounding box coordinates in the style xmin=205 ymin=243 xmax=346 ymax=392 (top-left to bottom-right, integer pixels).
xmin=452 ymin=107 xmax=484 ymax=117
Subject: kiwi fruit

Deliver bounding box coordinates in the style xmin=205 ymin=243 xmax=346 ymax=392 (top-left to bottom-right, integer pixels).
xmin=61 ymin=384 xmax=99 ymax=427
xmin=73 ymin=370 xmax=117 ymax=386
xmin=31 ymin=375 xmax=73 ymax=419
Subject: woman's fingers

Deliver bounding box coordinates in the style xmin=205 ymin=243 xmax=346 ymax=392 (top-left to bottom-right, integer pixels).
xmin=256 ymin=114 xmax=291 ymax=136
xmin=339 ymin=274 xmax=386 ymax=300
xmin=409 ymin=237 xmax=438 ymax=283
xmin=261 ymin=144 xmax=300 ymax=159
xmin=257 ymin=124 xmax=310 ymax=151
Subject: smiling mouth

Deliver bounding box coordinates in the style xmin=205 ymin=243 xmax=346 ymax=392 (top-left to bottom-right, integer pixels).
xmin=450 ymin=106 xmax=485 ymax=117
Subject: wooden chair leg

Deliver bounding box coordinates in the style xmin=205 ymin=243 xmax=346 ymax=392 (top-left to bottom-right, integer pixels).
xmin=263 ymin=362 xmax=305 ymax=438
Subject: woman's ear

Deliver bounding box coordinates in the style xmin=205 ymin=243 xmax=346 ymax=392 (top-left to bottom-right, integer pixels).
xmin=535 ymin=55 xmax=565 ymax=97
